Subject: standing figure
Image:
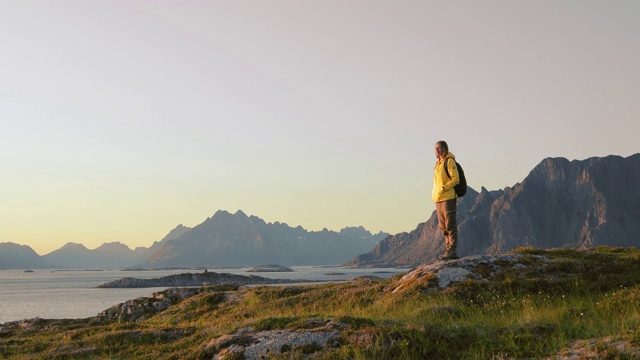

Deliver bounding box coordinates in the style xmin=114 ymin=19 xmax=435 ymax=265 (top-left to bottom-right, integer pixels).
xmin=432 ymin=140 xmax=460 ymax=260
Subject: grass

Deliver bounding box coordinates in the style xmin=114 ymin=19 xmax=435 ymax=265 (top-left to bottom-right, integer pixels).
xmin=1 ymin=247 xmax=640 ymax=359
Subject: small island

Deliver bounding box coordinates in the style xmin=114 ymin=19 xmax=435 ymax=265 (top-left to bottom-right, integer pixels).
xmin=97 ymin=271 xmax=308 ymax=288
xmin=246 ymin=264 xmax=294 ymax=273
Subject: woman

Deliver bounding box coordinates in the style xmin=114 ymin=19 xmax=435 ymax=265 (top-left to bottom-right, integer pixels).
xmin=432 ymin=140 xmax=460 ymax=260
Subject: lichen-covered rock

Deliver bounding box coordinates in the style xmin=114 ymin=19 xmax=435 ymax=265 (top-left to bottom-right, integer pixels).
xmin=208 ymin=330 xmax=339 ymax=359
xmin=391 ymin=254 xmax=550 ymax=293
xmin=202 ymin=318 xmax=346 ymax=359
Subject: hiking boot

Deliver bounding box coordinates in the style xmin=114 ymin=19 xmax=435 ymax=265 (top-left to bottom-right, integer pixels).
xmin=439 ymin=251 xmax=459 ymax=261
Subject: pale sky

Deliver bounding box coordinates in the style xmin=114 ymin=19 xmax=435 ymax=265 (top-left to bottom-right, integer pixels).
xmin=1 ymin=1 xmax=638 ymax=255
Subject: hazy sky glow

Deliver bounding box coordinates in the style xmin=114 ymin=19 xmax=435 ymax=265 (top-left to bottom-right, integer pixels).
xmin=2 ymin=1 xmax=639 ymax=255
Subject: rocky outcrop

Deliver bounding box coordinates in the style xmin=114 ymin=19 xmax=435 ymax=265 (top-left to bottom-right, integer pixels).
xmin=98 ymin=287 xmax=211 ymax=322
xmin=351 ymin=154 xmax=640 ymax=267
xmin=96 ymin=271 xmax=312 ymax=288
xmin=206 ymin=325 xmax=342 ymax=359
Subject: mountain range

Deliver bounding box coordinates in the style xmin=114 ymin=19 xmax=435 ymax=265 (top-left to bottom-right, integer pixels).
xmin=0 ymin=211 xmax=388 ymax=269
xmin=41 ymin=242 xmax=150 ymax=269
xmin=138 ymin=210 xmax=388 ymax=268
xmin=349 ymin=154 xmax=640 ymax=267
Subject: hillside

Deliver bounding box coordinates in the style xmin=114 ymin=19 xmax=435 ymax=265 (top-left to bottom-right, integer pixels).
xmin=350 ymin=154 xmax=640 ymax=267
xmin=2 ymin=247 xmax=640 ymax=359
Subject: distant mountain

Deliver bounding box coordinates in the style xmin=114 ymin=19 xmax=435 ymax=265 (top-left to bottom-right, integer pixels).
xmin=138 ymin=210 xmax=389 ymax=268
xmin=350 ymin=154 xmax=640 ymax=267
xmin=0 ymin=242 xmax=55 ymax=270
xmin=38 ymin=225 xmax=195 ymax=269
xmin=43 ymin=242 xmax=140 ymax=269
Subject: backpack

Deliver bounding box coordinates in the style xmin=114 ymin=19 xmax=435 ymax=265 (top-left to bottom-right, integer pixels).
xmin=444 ymin=158 xmax=467 ymax=197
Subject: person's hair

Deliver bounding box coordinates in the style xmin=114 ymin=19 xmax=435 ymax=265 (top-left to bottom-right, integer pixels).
xmin=436 ymin=140 xmax=449 ymax=153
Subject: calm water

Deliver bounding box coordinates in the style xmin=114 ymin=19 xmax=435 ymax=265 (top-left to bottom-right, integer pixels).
xmin=0 ymin=266 xmax=407 ymax=324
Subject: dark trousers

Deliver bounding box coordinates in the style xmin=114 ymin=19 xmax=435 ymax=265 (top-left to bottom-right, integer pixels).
xmin=436 ymin=199 xmax=458 ymax=253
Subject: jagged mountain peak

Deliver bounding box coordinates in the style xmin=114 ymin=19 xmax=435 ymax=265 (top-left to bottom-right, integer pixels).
xmin=211 ymin=209 xmax=248 ymax=218
xmin=234 ymin=210 xmax=248 ymax=218
xmin=201 ymin=210 xmax=256 ymax=232
xmin=207 ymin=209 xmax=252 ymax=224
xmin=527 ymin=154 xmax=633 ymax=182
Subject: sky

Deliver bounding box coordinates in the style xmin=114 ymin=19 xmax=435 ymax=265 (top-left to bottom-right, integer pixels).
xmin=1 ymin=1 xmax=639 ymax=255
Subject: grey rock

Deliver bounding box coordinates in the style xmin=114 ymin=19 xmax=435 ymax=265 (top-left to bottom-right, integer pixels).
xmin=210 ymin=330 xmax=340 ymax=360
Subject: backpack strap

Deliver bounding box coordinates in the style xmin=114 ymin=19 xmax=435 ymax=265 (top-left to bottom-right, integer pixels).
xmin=443 ymin=158 xmax=454 ymax=179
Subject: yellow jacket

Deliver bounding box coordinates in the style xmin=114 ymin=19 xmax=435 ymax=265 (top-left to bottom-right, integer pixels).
xmin=432 ymin=153 xmax=460 ymax=203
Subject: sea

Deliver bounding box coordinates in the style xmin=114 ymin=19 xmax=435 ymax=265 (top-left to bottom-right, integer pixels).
xmin=0 ymin=266 xmax=408 ymax=324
